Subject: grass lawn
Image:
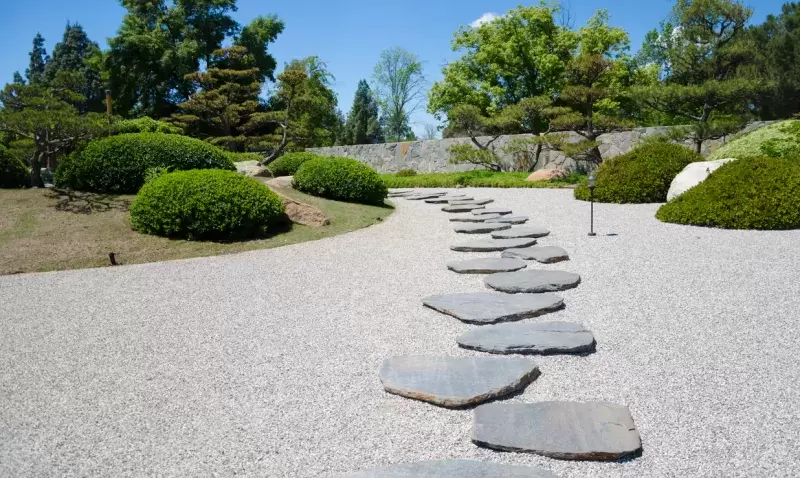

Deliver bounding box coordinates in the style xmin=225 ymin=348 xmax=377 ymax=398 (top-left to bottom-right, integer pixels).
xmin=0 ymin=187 xmax=393 ymax=275
xmin=381 ymin=170 xmax=584 ymax=188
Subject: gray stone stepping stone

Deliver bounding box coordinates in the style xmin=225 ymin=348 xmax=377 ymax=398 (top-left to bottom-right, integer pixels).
xmin=443 ymin=204 xmax=486 ymax=213
xmin=387 ymin=189 xmax=414 ymax=196
xmin=379 ymin=356 xmax=540 ymax=408
xmin=450 ymin=214 xmax=502 ymax=223
xmin=424 ymin=195 xmax=471 ymax=204
xmin=447 ymin=258 xmax=527 ymax=274
xmin=457 ymin=321 xmax=596 ymax=355
xmin=472 ymin=401 xmax=643 ymax=461
xmin=451 ymin=238 xmax=537 ymax=252
xmin=502 ymin=246 xmax=570 ymax=263
xmin=346 ymin=459 xmax=558 ymax=477
xmin=485 ymin=270 xmax=581 ymax=293
xmin=485 ymin=215 xmax=529 ymax=224
xmin=407 ymin=192 xmax=446 ymax=200
xmin=449 ymin=198 xmax=494 ymax=206
xmin=453 ymin=223 xmax=512 ymax=234
xmin=422 ymin=292 xmax=564 ymax=324
xmin=491 ymin=226 xmax=550 ymax=239
xmin=473 ymin=208 xmax=513 ymax=216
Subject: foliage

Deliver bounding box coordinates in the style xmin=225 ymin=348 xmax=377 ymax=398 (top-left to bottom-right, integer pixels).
xmin=574 ymin=142 xmax=703 ymax=203
xmin=55 ymin=132 xmax=234 ymax=193
xmin=25 ymin=33 xmax=48 ymax=85
xmin=225 ymin=151 xmax=264 ymax=163
xmin=267 ymin=152 xmax=321 ymax=176
xmin=656 ymin=156 xmax=800 ymax=229
xmin=709 ymin=120 xmax=800 ymax=160
xmin=130 ymin=169 xmax=285 ymax=240
xmin=382 ymin=169 xmax=585 ymax=188
xmin=395 ymin=168 xmax=417 ymax=177
xmin=372 ymin=47 xmax=426 ymax=142
xmin=0 ymin=147 xmax=29 ymax=188
xmin=293 ymin=156 xmax=387 ymax=204
xmin=44 ymin=23 xmax=105 ymax=113
xmin=341 ymin=80 xmax=383 ymax=145
xmin=235 ymin=15 xmax=285 ymax=81
xmin=114 ymin=117 xmax=182 ymax=135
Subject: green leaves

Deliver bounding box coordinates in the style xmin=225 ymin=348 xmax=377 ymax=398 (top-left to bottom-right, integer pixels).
xmin=293 ymin=157 xmax=387 ymax=205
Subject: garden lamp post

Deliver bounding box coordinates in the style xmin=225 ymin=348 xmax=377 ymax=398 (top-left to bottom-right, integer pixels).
xmin=588 ymin=173 xmax=597 ymax=236
xmin=105 ymin=89 xmax=112 ymax=116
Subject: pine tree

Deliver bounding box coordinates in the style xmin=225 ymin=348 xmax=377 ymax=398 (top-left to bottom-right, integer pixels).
xmin=44 ymin=23 xmax=105 ymax=113
xmin=12 ymin=72 xmax=25 ymax=85
xmin=342 ymin=80 xmax=382 ymax=144
xmin=25 ymin=33 xmax=48 ymax=85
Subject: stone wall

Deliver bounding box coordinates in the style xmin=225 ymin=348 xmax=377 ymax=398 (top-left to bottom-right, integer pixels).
xmin=307 ymin=122 xmax=772 ymax=173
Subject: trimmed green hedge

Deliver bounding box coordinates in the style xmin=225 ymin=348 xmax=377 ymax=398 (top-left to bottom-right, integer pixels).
xmin=656 ymin=157 xmax=800 ymax=230
xmin=130 ymin=169 xmax=285 ymax=240
xmin=574 ymin=143 xmax=703 ymax=203
xmin=0 ymin=146 xmax=29 ymax=188
xmin=396 ymin=168 xmax=417 ymax=177
xmin=114 ymin=117 xmax=182 ymax=135
xmin=382 ymin=170 xmax=584 ymax=188
xmin=709 ymin=120 xmax=800 ymax=160
xmin=268 ymin=152 xmax=321 ymax=177
xmin=293 ymin=156 xmax=387 ymax=204
xmin=55 ymin=133 xmax=234 ymax=193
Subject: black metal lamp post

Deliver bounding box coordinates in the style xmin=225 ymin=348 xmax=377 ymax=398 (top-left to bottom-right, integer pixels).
xmin=588 ymin=173 xmax=597 ymax=236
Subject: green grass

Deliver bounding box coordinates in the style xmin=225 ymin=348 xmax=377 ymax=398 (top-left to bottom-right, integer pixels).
xmin=381 ymin=170 xmax=584 ymax=188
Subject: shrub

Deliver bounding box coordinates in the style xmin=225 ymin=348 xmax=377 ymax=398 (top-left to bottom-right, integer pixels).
xmin=55 ymin=133 xmax=234 ymax=193
xmin=130 ymin=169 xmax=285 ymax=240
xmin=0 ymin=146 xmax=29 ymax=188
xmin=709 ymin=120 xmax=800 ymax=160
xmin=396 ymin=168 xmax=417 ymax=177
xmin=656 ymin=157 xmax=800 ymax=230
xmin=574 ymin=143 xmax=703 ymax=203
xmin=114 ymin=117 xmax=182 ymax=135
xmin=293 ymin=156 xmax=387 ymax=204
xmin=381 ymin=170 xmax=584 ymax=188
xmin=225 ymin=151 xmax=264 ymax=163
xmin=267 ymin=152 xmax=321 ymax=176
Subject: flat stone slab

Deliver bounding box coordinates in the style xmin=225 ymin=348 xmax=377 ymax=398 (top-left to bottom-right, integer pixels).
xmin=485 ymin=215 xmax=529 ymax=224
xmin=449 ymin=198 xmax=494 ymax=206
xmin=424 ymin=195 xmax=471 ymax=204
xmin=492 ymin=226 xmax=550 ymax=239
xmin=472 ymin=401 xmax=643 ymax=460
xmin=443 ymin=204 xmax=486 ymax=213
xmin=453 ymin=223 xmax=512 ymax=234
xmin=450 ymin=214 xmax=502 ymax=223
xmin=473 ymin=208 xmax=513 ymax=216
xmin=346 ymin=459 xmax=558 ymax=477
xmin=502 ymin=246 xmax=570 ymax=263
xmin=457 ymin=321 xmax=596 ymax=355
xmin=451 ymin=238 xmax=538 ymax=252
xmin=406 ymin=192 xmax=446 ymax=200
xmin=422 ymin=292 xmax=564 ymax=324
xmin=485 ymin=270 xmax=581 ymax=293
xmin=447 ymin=258 xmax=527 ymax=274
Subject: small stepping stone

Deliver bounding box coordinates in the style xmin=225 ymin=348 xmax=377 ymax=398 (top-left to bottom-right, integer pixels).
xmin=387 ymin=189 xmax=414 ymax=196
xmin=346 ymin=459 xmax=558 ymax=477
xmin=453 ymin=223 xmax=512 ymax=234
xmin=457 ymin=321 xmax=596 ymax=355
xmin=473 ymin=208 xmax=513 ymax=216
xmin=424 ymin=195 xmax=471 ymax=204
xmin=449 ymin=198 xmax=493 ymax=206
xmin=491 ymin=226 xmax=550 ymax=239
xmin=379 ymin=356 xmax=540 ymax=408
xmin=407 ymin=193 xmax=446 ymax=200
xmin=472 ymin=401 xmax=643 ymax=461
xmin=442 ymin=204 xmax=486 ymax=213
xmin=451 ymin=238 xmax=537 ymax=252
xmin=422 ymin=292 xmax=564 ymax=324
xmin=502 ymin=246 xmax=570 ymax=263
xmin=447 ymin=258 xmax=527 ymax=274
xmin=486 ymin=215 xmax=529 ymax=224
xmin=485 ymin=270 xmax=581 ymax=293
xmin=450 ymin=214 xmax=502 ymax=223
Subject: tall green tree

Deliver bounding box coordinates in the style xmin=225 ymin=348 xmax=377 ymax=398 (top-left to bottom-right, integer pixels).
xmin=180 ymin=0 xmax=239 ymax=65
xmin=341 ymin=80 xmax=383 ymax=145
xmin=372 ymin=47 xmax=426 ymax=142
xmin=25 ymin=33 xmax=49 ymax=86
xmin=44 ymin=23 xmax=105 ymax=113
xmin=236 ymin=15 xmax=285 ymax=82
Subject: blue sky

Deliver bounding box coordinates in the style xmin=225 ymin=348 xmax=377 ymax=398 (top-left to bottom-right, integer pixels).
xmin=0 ymin=0 xmax=787 ymax=137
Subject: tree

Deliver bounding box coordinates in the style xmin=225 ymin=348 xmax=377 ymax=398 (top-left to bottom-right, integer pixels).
xmin=236 ymin=15 xmax=285 ymax=82
xmin=341 ymin=80 xmax=383 ymax=145
xmin=44 ymin=23 xmax=105 ymax=113
xmin=26 ymin=33 xmax=48 ymax=85
xmin=421 ymin=123 xmax=438 ymax=140
xmin=12 ymin=72 xmax=25 ymax=85
xmin=180 ymin=0 xmax=239 ymax=65
xmin=372 ymin=47 xmax=426 ymax=142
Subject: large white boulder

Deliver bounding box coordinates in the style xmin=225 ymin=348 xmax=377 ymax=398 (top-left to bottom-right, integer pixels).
xmin=667 ymin=158 xmax=737 ymax=201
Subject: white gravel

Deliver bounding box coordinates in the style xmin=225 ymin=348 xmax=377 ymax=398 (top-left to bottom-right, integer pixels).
xmin=2 ymin=187 xmax=800 ymax=477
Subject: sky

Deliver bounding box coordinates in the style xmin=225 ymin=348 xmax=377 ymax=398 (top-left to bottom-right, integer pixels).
xmin=0 ymin=0 xmax=788 ymax=138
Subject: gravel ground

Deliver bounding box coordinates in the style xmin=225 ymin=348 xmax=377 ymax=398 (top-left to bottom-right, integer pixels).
xmin=2 ymin=188 xmax=799 ymax=477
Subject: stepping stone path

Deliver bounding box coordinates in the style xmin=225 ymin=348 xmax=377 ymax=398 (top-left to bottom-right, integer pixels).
xmin=387 ymin=190 xmax=414 ymax=197
xmin=453 ymin=223 xmax=512 ymax=234
xmin=425 ymin=195 xmax=471 ymax=204
xmin=473 ymin=208 xmax=513 ymax=216
xmin=457 ymin=321 xmax=596 ymax=355
xmin=449 ymin=198 xmax=494 ymax=206
xmin=502 ymin=246 xmax=570 ymax=263
xmin=407 ymin=193 xmax=446 ymax=201
xmin=422 ymin=292 xmax=564 ymax=324
xmin=472 ymin=401 xmax=643 ymax=461
xmin=485 ymin=270 xmax=581 ymax=293
xmin=379 ymin=356 xmax=540 ymax=408
xmin=492 ymin=226 xmax=550 ymax=239
xmin=450 ymin=214 xmax=502 ymax=223
xmin=451 ymin=238 xmax=537 ymax=252
xmin=347 ymin=459 xmax=558 ymax=477
xmin=442 ymin=204 xmax=486 ymax=213
xmin=447 ymin=258 xmax=527 ymax=274
xmin=485 ymin=215 xmax=529 ymax=224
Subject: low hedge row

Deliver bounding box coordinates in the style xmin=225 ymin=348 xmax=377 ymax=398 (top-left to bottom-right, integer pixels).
xmin=293 ymin=156 xmax=387 ymax=205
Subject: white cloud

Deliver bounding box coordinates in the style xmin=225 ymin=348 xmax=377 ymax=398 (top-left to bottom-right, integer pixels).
xmin=471 ymin=12 xmax=501 ymax=28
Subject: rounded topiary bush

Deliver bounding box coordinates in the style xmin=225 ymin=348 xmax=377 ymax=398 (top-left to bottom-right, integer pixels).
xmin=114 ymin=117 xmax=183 ymax=135
xmin=709 ymin=120 xmax=800 ymax=160
xmin=574 ymin=143 xmax=703 ymax=203
xmin=268 ymin=152 xmax=322 ymax=177
xmin=656 ymin=157 xmax=800 ymax=230
xmin=0 ymin=147 xmax=29 ymax=188
xmin=55 ymin=133 xmax=234 ymax=193
xmin=293 ymin=156 xmax=387 ymax=204
xmin=396 ymin=168 xmax=417 ymax=177
xmin=130 ymin=169 xmax=285 ymax=240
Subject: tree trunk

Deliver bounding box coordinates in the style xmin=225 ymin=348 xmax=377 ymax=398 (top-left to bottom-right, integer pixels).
xmin=30 ymin=150 xmax=44 ymax=188
xmin=260 ymin=124 xmax=289 ymax=166
xmin=528 ymin=142 xmax=543 ymax=173
xmin=694 ymin=140 xmax=703 ymax=155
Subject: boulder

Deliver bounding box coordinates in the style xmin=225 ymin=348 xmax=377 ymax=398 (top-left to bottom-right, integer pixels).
xmin=526 ymin=168 xmax=568 ymax=182
xmin=666 ymin=158 xmax=737 ymax=201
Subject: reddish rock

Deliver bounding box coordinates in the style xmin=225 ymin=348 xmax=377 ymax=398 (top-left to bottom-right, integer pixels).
xmin=526 ymin=169 xmax=568 ymax=182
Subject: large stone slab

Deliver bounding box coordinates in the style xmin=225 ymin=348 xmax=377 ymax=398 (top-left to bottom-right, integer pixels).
xmin=485 ymin=215 xmax=529 ymax=224
xmin=379 ymin=356 xmax=540 ymax=408
xmin=457 ymin=321 xmax=596 ymax=355
xmin=453 ymin=223 xmax=512 ymax=234
xmin=473 ymin=208 xmax=513 ymax=216
xmin=451 ymin=238 xmax=538 ymax=252
xmin=472 ymin=401 xmax=643 ymax=460
xmin=387 ymin=189 xmax=414 ymax=197
xmin=450 ymin=214 xmax=502 ymax=223
xmin=502 ymin=246 xmax=570 ymax=263
xmin=667 ymin=158 xmax=737 ymax=201
xmin=406 ymin=192 xmax=446 ymax=200
xmin=449 ymin=198 xmax=494 ymax=206
xmin=346 ymin=459 xmax=558 ymax=478
xmin=443 ymin=204 xmax=486 ymax=213
xmin=424 ymin=195 xmax=471 ymax=204
xmin=492 ymin=226 xmax=550 ymax=239
xmin=447 ymin=258 xmax=527 ymax=274
xmin=485 ymin=270 xmax=581 ymax=293
xmin=422 ymin=292 xmax=564 ymax=324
